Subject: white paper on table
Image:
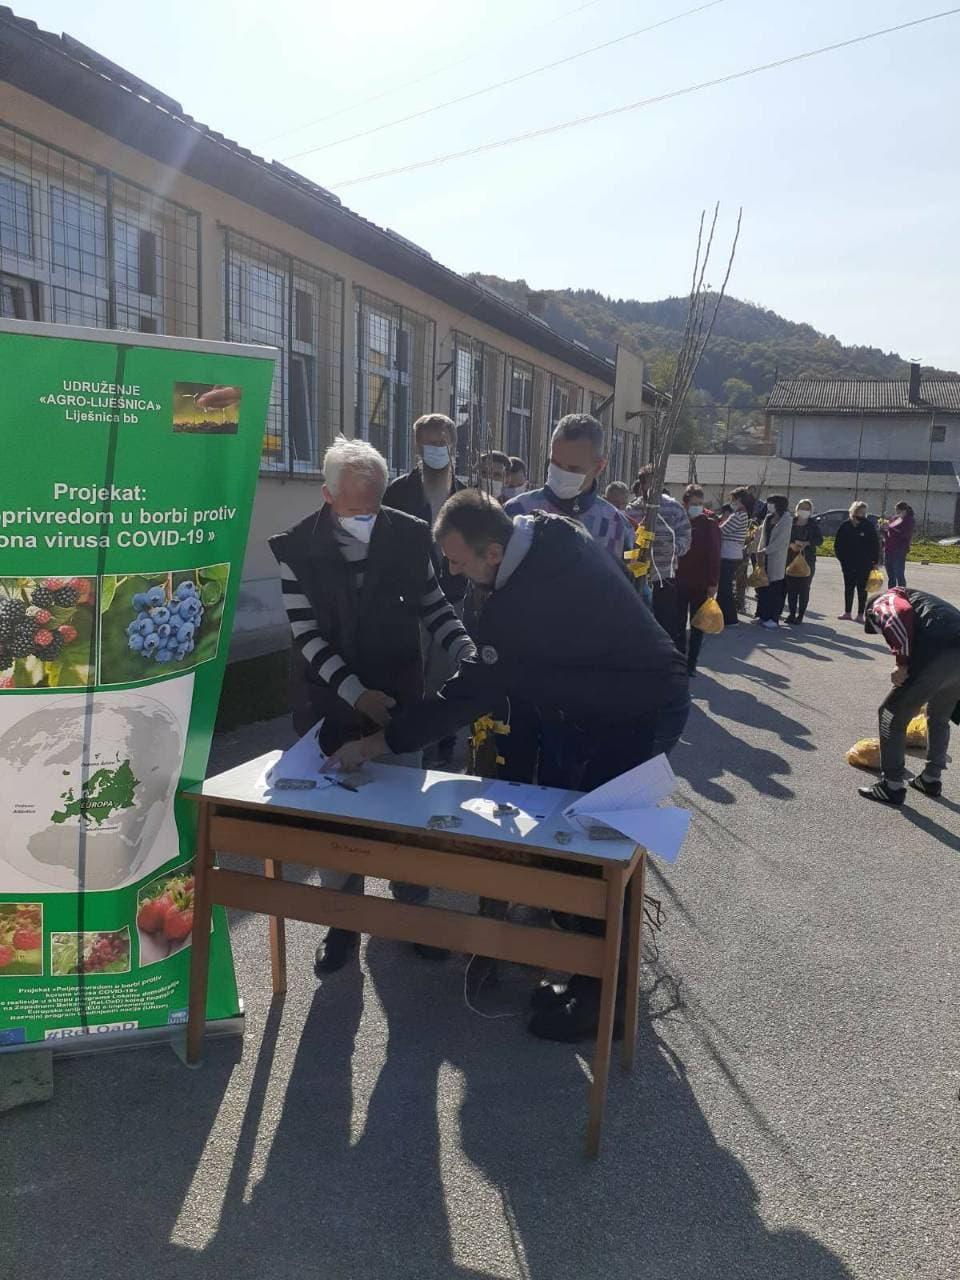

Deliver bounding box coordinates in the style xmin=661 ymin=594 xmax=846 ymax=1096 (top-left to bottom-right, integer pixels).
xmin=579 ymin=805 xmax=690 ymax=864
xmin=459 ymin=780 xmax=554 ymax=836
xmin=562 ymin=753 xmax=676 ymax=822
xmin=262 ymin=719 xmax=337 ymax=791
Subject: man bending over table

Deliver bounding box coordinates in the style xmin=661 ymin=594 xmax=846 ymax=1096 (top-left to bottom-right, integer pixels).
xmin=324 ymin=489 xmax=690 ymax=1040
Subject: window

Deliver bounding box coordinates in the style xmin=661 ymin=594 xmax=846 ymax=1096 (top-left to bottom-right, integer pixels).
xmin=224 ymin=229 xmax=343 ymax=475
xmin=355 ymin=288 xmax=435 ymax=473
xmin=505 ymin=359 xmax=534 ymax=461
xmin=550 ymin=377 xmax=581 ymax=425
xmin=610 ymin=428 xmax=627 ymax=482
xmin=0 ymin=273 xmax=39 ymax=320
xmin=931 ymin=421 xmax=946 ymax=443
xmin=0 ymin=123 xmax=199 ymax=336
xmin=0 ymin=173 xmax=32 ymax=257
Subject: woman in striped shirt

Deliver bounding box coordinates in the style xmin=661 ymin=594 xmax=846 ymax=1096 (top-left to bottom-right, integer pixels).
xmin=716 ymin=487 xmax=750 ymax=625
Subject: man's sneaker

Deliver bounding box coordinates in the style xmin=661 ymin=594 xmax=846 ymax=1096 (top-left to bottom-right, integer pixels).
xmin=761 ymin=619 xmax=778 ymax=630
xmin=530 ymin=973 xmax=595 ymax=1013
xmin=785 ymin=614 xmax=798 ymax=625
xmin=527 ymin=993 xmax=624 ymax=1043
xmin=858 ymin=780 xmax=906 ymax=806
xmin=838 ymin=612 xmax=852 ymax=620
xmin=909 ymin=775 xmax=943 ymax=798
xmin=314 ymin=928 xmax=359 ymax=975
xmin=855 ymin=614 xmax=865 ymax=624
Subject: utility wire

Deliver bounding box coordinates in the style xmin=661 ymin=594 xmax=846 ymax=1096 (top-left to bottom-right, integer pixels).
xmin=283 ymin=0 xmax=725 ymax=161
xmin=329 ymin=7 xmax=960 ymax=189
xmin=258 ymin=0 xmax=608 ymax=148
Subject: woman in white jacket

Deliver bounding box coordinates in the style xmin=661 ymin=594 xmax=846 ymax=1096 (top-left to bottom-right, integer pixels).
xmin=755 ymin=494 xmax=792 ymax=629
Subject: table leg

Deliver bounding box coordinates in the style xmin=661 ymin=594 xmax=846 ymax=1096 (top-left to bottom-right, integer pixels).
xmin=186 ymin=802 xmax=215 ymax=1065
xmin=621 ymin=851 xmax=646 ymax=1073
xmin=265 ymin=858 xmax=287 ymax=996
xmin=586 ymin=865 xmax=626 ymax=1158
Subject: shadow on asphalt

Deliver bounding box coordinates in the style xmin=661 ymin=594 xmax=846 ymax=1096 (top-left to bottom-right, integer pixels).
xmin=148 ymin=939 xmax=852 ymax=1280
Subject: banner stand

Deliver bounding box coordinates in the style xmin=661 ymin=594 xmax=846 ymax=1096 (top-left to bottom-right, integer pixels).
xmin=0 ymin=320 xmax=276 ymax=1054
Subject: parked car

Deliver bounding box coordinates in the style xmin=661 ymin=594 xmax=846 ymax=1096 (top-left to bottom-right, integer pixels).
xmin=937 ymin=535 xmax=960 ymax=547
xmin=814 ymin=508 xmax=880 ymax=538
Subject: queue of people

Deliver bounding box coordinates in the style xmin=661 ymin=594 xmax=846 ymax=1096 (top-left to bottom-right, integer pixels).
xmin=271 ymin=408 xmax=951 ymax=1028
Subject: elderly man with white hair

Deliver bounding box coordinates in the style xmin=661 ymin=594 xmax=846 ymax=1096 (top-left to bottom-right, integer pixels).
xmin=269 ymin=434 xmax=474 ymax=973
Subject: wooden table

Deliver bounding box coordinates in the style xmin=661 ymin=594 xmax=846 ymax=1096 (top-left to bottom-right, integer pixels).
xmin=183 ymin=755 xmax=646 ymax=1157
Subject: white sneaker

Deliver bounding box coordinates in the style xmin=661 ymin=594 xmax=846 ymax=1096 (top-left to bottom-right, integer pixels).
xmin=761 ymin=619 xmax=778 ymax=630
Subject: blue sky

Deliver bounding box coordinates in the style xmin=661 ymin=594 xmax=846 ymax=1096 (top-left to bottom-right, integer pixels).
xmin=15 ymin=0 xmax=960 ymax=369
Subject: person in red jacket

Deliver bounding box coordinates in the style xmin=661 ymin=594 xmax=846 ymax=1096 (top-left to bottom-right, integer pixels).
xmin=676 ymin=484 xmax=722 ymax=675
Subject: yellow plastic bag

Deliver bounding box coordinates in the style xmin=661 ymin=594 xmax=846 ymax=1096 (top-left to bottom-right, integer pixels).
xmin=692 ymin=597 xmax=724 ymax=634
xmin=867 ymin=567 xmax=884 ymax=592
xmin=906 ymin=713 xmax=928 ymax=748
xmin=747 ymin=566 xmax=769 ymax=589
xmin=786 ymin=552 xmax=811 ymax=578
xmin=846 ymin=738 xmax=881 ymax=770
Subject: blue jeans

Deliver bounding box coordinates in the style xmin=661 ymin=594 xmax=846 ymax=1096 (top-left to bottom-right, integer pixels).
xmin=886 ymin=553 xmax=907 ymax=588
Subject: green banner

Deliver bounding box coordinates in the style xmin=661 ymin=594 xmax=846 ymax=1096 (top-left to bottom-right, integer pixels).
xmin=0 ymin=321 xmax=275 ymax=1048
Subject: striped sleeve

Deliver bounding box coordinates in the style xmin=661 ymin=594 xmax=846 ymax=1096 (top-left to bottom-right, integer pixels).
xmin=278 ymin=559 xmax=366 ymax=707
xmin=419 ymin=559 xmax=475 ymax=664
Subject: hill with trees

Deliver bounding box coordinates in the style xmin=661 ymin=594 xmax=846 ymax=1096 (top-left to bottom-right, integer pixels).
xmin=471 ymin=274 xmax=957 ymax=452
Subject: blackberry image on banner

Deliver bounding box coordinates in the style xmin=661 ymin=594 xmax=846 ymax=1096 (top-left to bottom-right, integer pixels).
xmin=29 ymin=585 xmax=55 ymax=610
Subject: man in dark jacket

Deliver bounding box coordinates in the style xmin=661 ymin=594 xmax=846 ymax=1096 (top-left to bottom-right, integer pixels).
xmin=383 ymin=413 xmax=465 ymax=602
xmin=325 ymin=490 xmax=691 ymax=1040
xmin=384 ymin=413 xmax=466 ymax=766
xmin=859 ymin=587 xmax=960 ymax=805
xmin=270 ymin=436 xmax=474 ymax=970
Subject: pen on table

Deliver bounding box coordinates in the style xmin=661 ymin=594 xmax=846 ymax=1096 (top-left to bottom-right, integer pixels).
xmin=328 ymin=775 xmax=359 ymax=793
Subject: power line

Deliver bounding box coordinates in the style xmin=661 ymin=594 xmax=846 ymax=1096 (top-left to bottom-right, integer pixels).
xmin=328 ymin=7 xmax=960 ymax=189
xmin=283 ymin=0 xmax=725 ymax=162
xmin=258 ymin=0 xmax=608 ymax=149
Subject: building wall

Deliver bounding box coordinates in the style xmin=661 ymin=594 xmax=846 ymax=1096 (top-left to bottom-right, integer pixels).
xmin=0 ymin=85 xmax=617 ymax=656
xmin=773 ymin=413 xmax=960 ymax=463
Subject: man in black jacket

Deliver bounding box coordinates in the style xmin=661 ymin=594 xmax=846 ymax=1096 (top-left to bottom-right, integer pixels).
xmin=383 ymin=413 xmax=465 ymax=602
xmin=325 ymin=490 xmax=691 ymax=1039
xmin=859 ymin=587 xmax=960 ymax=805
xmin=270 ymin=436 xmax=474 ymax=971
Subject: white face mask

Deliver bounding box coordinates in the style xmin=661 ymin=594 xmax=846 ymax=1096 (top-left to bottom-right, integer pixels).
xmin=687 ymin=504 xmax=704 ymax=519
xmin=767 ymin=503 xmax=777 ymax=516
xmin=796 ymin=510 xmax=810 ymax=523
xmin=500 ymin=484 xmax=523 ymax=501
xmin=421 ymin=444 xmax=450 ymax=471
xmin=340 ymin=513 xmax=377 ymax=544
xmin=547 ymin=462 xmax=586 ymax=501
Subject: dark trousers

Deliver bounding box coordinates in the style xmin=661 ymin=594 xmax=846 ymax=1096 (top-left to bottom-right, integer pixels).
xmin=842 ymin=566 xmax=870 ymax=615
xmin=717 ymin=558 xmax=740 ymax=624
xmin=676 ymin=584 xmax=708 ymax=672
xmin=785 ymin=573 xmax=813 ymax=620
xmin=757 ymin=578 xmax=786 ymax=622
xmin=879 ymin=651 xmax=960 ymax=784
xmin=886 ymin=553 xmax=907 ymax=588
xmin=651 ymin=578 xmax=679 ymax=643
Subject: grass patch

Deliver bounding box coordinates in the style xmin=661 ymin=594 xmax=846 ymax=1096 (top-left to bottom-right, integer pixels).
xmin=817 ymin=537 xmax=960 ymax=564
xmin=215 ymin=648 xmax=290 ymax=732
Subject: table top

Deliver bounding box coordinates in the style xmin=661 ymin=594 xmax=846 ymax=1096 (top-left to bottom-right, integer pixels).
xmin=186 ymin=752 xmax=638 ymax=866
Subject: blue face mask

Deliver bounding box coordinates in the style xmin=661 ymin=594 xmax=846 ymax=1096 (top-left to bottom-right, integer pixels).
xmin=340 ymin=513 xmax=377 ymax=544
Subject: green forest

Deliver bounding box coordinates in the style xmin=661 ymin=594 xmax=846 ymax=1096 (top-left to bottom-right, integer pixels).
xmin=472 ymin=274 xmax=957 ymax=402
xmin=471 ymin=274 xmax=959 ymax=453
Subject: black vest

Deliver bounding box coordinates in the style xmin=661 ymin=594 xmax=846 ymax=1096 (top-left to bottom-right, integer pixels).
xmin=269 ymin=504 xmax=432 ymax=738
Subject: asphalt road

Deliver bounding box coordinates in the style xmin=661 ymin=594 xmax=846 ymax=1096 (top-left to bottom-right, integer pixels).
xmin=2 ymin=561 xmax=958 ymax=1280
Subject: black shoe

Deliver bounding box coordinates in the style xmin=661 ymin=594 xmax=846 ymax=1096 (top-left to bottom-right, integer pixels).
xmin=314 ymin=928 xmax=359 ymax=975
xmin=412 ymin=943 xmax=449 ymax=961
xmin=530 ymin=973 xmax=595 ymax=1013
xmin=909 ymin=775 xmax=943 ymax=798
xmin=795 ymin=616 xmax=805 ymax=625
xmin=686 ymin=665 xmax=698 ymax=677
xmin=858 ymin=781 xmax=906 ymax=806
xmin=785 ymin=614 xmax=797 ymax=625
xmin=527 ymin=993 xmax=624 ymax=1043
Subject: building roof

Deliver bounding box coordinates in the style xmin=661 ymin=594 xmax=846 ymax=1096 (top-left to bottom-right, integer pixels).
xmin=767 ymin=378 xmax=960 ymax=417
xmin=664 ymin=454 xmax=959 ymax=493
xmin=0 ymin=6 xmax=642 ymax=393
